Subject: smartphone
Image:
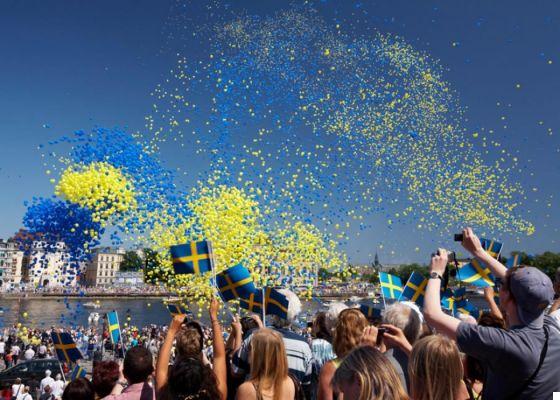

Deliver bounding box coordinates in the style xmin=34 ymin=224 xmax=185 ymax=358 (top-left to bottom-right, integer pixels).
xmin=376 ymin=328 xmax=386 ymax=346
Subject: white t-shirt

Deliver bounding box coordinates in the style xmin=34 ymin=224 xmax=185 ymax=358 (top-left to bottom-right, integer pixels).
xmin=40 ymin=377 xmax=55 ymax=393
xmin=11 ymin=345 xmax=21 ymax=356
xmin=0 ymin=342 xmax=5 ymax=354
xmin=50 ymin=380 xmax=65 ymax=397
xmin=24 ymin=348 xmax=35 ymax=360
xmin=11 ymin=384 xmax=24 ymax=399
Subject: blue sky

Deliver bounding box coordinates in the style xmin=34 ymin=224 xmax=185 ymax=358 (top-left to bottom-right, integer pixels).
xmin=0 ymin=0 xmax=558 ymax=264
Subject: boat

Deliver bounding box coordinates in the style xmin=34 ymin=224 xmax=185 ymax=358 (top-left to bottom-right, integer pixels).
xmin=83 ymin=301 xmax=101 ymax=309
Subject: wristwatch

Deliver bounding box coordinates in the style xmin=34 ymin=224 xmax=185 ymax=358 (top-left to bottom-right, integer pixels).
xmin=429 ymin=272 xmax=443 ymax=281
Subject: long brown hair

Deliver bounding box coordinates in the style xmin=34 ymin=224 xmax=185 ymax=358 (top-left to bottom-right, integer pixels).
xmin=332 ymin=346 xmax=409 ymax=400
xmin=409 ymin=335 xmax=464 ymax=400
xmin=332 ymin=308 xmax=368 ymax=358
xmin=249 ymin=328 xmax=289 ymax=400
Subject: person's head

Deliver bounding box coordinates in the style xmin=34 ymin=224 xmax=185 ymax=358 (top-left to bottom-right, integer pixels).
xmin=92 ymin=360 xmax=120 ymax=398
xmin=333 ymin=308 xmax=368 ymax=358
xmin=62 ymin=378 xmax=94 ymax=400
xmin=268 ymin=289 xmax=301 ymax=329
xmin=325 ymin=302 xmax=348 ymax=332
xmin=22 ymin=387 xmax=29 ymax=394
xmin=175 ymin=321 xmax=204 ymax=360
xmin=554 ymin=267 xmax=560 ymax=295
xmin=332 ymin=346 xmax=409 ymax=400
xmin=499 ymin=266 xmax=554 ymax=327
xmin=240 ymin=315 xmax=260 ymax=339
xmin=249 ymin=328 xmax=289 ymax=397
xmin=311 ymin=312 xmax=332 ymax=341
xmin=45 ymin=369 xmax=51 ymax=377
xmin=15 ymin=378 xmax=21 ymax=384
xmin=55 ymin=374 xmax=62 ymax=381
xmin=409 ymin=335 xmax=463 ymax=400
xmin=168 ymin=358 xmax=220 ymax=400
xmin=123 ymin=346 xmax=154 ymax=384
xmin=383 ymin=303 xmax=421 ymax=345
xmin=477 ymin=311 xmax=506 ymax=329
xmin=44 ymin=386 xmax=51 ymax=394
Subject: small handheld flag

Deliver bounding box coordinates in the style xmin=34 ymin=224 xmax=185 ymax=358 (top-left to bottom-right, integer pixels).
xmin=70 ymin=364 xmax=87 ymax=380
xmin=170 ymin=241 xmax=212 ymax=275
xmin=51 ymin=332 xmax=83 ymax=363
xmin=264 ymin=287 xmax=289 ymax=320
xmin=441 ymin=288 xmax=456 ymax=312
xmin=216 ymin=264 xmax=256 ymax=302
xmin=239 ymin=291 xmax=264 ymax=314
xmin=456 ymin=301 xmax=481 ymax=320
xmin=506 ymin=253 xmax=522 ymax=269
xmin=400 ymin=272 xmax=428 ymax=306
xmin=480 ymin=238 xmax=503 ymax=259
xmin=167 ymin=303 xmax=190 ymax=317
xmin=379 ymin=272 xmax=403 ymax=300
xmin=359 ymin=304 xmax=383 ymax=319
xmin=456 ymin=259 xmax=494 ymax=287
xmin=107 ymin=311 xmax=122 ymax=345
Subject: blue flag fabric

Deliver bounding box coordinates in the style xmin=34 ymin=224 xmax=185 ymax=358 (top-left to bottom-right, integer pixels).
xmin=400 ymin=272 xmax=428 ymax=306
xmin=506 ymin=253 xmax=522 ymax=269
xmin=167 ymin=304 xmax=190 ymax=317
xmin=70 ymin=364 xmax=87 ymax=380
xmin=441 ymin=288 xmax=456 ymax=311
xmin=216 ymin=264 xmax=256 ymax=302
xmin=453 ymin=287 xmax=467 ymax=303
xmin=107 ymin=311 xmax=121 ymax=344
xmin=239 ymin=291 xmax=264 ymax=314
xmin=359 ymin=304 xmax=383 ymax=319
xmin=170 ymin=241 xmax=212 ymax=275
xmin=264 ymin=287 xmax=290 ymax=319
xmin=379 ymin=272 xmax=403 ymax=300
xmin=51 ymin=332 xmax=82 ymax=363
xmin=456 ymin=300 xmax=481 ymax=320
xmin=457 ymin=259 xmax=494 ymax=287
xmin=480 ymin=238 xmax=503 ymax=259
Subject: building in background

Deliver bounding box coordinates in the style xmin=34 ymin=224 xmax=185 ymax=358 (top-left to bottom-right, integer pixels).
xmin=84 ymin=247 xmax=125 ymax=286
xmin=114 ymin=270 xmax=144 ymax=287
xmin=23 ymin=241 xmax=80 ymax=287
xmin=0 ymin=239 xmax=24 ymax=289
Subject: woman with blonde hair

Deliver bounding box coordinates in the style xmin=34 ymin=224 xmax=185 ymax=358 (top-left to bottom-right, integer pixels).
xmin=236 ymin=328 xmax=295 ymax=400
xmin=332 ymin=345 xmax=409 ymax=400
xmin=318 ymin=308 xmax=369 ymax=400
xmin=409 ymin=335 xmax=468 ymax=400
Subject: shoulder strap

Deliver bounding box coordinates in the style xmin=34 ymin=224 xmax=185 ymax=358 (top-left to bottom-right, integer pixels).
xmin=502 ymin=325 xmax=549 ymax=400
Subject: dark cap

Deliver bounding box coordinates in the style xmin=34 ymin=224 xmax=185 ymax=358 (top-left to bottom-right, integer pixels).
xmin=509 ymin=267 xmax=554 ymax=327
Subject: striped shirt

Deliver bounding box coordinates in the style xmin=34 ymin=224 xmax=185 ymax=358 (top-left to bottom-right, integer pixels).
xmin=232 ymin=327 xmax=313 ymax=385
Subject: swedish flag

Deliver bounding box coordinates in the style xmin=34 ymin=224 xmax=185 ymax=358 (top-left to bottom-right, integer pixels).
xmin=167 ymin=303 xmax=190 ymax=317
xmin=456 ymin=301 xmax=481 ymax=320
xmin=107 ymin=311 xmax=121 ymax=344
xmin=400 ymin=272 xmax=428 ymax=306
xmin=441 ymin=288 xmax=455 ymax=311
xmin=359 ymin=304 xmax=382 ymax=319
xmin=51 ymin=332 xmax=83 ymax=363
xmin=239 ymin=291 xmax=264 ymax=314
xmin=457 ymin=259 xmax=494 ymax=287
xmin=70 ymin=364 xmax=86 ymax=380
xmin=216 ymin=264 xmax=256 ymax=302
xmin=506 ymin=253 xmax=522 ymax=269
xmin=379 ymin=272 xmax=403 ymax=300
xmin=480 ymin=238 xmax=503 ymax=259
xmin=264 ymin=287 xmax=289 ymax=320
xmin=453 ymin=287 xmax=467 ymax=303
xmin=170 ymin=241 xmax=212 ymax=275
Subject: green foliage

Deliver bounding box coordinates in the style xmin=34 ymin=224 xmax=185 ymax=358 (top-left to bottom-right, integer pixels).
xmin=119 ymin=250 xmax=143 ymax=271
xmin=390 ymin=263 xmax=428 ymax=282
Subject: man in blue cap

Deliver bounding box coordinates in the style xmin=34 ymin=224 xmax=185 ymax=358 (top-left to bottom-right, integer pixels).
xmin=424 ymin=227 xmax=560 ymax=400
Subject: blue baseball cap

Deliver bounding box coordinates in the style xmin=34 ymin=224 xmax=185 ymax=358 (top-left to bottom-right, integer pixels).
xmin=509 ymin=267 xmax=554 ymax=327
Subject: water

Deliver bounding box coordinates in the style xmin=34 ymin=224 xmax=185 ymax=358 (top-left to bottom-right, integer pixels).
xmin=0 ymin=296 xmax=489 ymax=329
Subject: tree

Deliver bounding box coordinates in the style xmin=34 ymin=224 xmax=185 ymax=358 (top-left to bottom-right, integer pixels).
xmin=390 ymin=263 xmax=428 ymax=282
xmin=119 ymin=251 xmax=143 ymax=271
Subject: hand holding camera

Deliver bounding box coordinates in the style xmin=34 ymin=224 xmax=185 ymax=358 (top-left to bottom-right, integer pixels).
xmin=456 ymin=227 xmax=484 ymax=257
xmin=430 ymin=248 xmax=449 ymax=276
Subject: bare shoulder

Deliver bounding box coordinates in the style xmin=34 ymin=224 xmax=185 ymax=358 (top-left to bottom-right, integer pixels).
xmin=283 ymin=376 xmax=296 ymax=399
xmin=236 ymin=382 xmax=256 ymax=400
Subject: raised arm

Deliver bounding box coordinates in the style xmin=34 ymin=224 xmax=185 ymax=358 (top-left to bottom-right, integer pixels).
xmin=155 ymin=315 xmax=185 ymax=393
xmin=209 ymin=298 xmax=227 ymax=400
xmin=483 ymin=287 xmax=504 ymax=320
xmin=461 ymin=227 xmax=507 ymax=280
xmin=423 ymin=249 xmax=461 ymax=339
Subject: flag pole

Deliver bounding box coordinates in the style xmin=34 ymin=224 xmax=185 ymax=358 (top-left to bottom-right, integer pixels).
xmin=115 ymin=310 xmax=126 ymax=356
xmin=261 ymin=286 xmax=266 ymax=326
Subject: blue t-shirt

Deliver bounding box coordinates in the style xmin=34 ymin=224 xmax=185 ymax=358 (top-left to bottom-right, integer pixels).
xmin=456 ymin=316 xmax=560 ymax=400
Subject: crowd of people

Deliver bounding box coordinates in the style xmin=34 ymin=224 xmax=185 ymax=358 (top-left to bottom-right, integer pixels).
xmin=2 ymin=228 xmax=560 ymax=400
